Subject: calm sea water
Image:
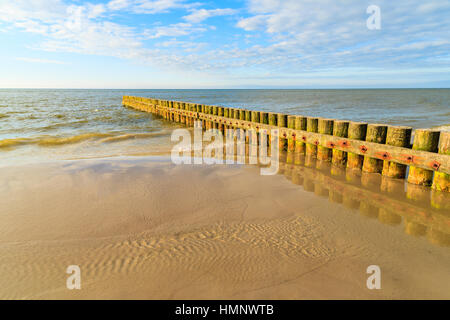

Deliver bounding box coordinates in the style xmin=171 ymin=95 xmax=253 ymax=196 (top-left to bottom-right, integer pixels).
xmin=1 ymin=89 xmax=449 ymax=164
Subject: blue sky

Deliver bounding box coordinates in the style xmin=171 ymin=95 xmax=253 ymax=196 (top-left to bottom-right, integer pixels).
xmin=0 ymin=0 xmax=449 ymax=88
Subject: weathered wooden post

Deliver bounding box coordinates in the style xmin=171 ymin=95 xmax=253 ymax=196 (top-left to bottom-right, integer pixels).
xmin=317 ymin=118 xmax=334 ymax=161
xmin=407 ymin=129 xmax=440 ymax=186
xmin=267 ymin=112 xmax=277 ymax=148
xmin=204 ymin=105 xmax=211 ymax=129
xmin=293 ymin=116 xmax=307 ymax=165
xmin=260 ymin=112 xmax=269 ymax=125
xmin=347 ymin=122 xmax=367 ymax=171
xmin=305 ymin=117 xmax=319 ymax=168
xmin=218 ymin=106 xmax=224 ymax=133
xmin=239 ymin=109 xmax=246 ymax=121
xmin=305 ymin=117 xmax=319 ymax=157
xmin=332 ymin=120 xmax=349 ymax=167
xmin=277 ymin=113 xmax=288 ymax=151
xmin=362 ymin=124 xmax=388 ymax=173
xmin=287 ymin=116 xmax=296 ymax=153
xmin=251 ymin=111 xmax=260 ymax=146
xmin=382 ymin=126 xmax=412 ymax=179
xmin=294 ymin=116 xmax=307 ymax=154
xmin=432 ymin=131 xmax=450 ymax=192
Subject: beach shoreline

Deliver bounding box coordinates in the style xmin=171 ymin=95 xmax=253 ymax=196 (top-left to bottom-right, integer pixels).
xmin=0 ymin=156 xmax=448 ymax=299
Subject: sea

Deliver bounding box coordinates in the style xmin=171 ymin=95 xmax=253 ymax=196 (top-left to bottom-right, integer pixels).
xmin=1 ymin=89 xmax=449 ymax=165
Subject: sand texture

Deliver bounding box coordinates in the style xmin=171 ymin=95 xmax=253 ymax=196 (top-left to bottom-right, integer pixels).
xmin=0 ymin=157 xmax=449 ymax=299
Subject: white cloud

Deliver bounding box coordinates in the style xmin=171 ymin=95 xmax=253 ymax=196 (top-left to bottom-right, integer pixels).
xmin=106 ymin=0 xmax=186 ymax=14
xmin=183 ymin=8 xmax=236 ymax=23
xmin=15 ymin=57 xmax=67 ymax=64
xmin=107 ymin=0 xmax=131 ymax=11
xmin=236 ymin=15 xmax=267 ymax=31
xmin=144 ymin=22 xmax=206 ymax=38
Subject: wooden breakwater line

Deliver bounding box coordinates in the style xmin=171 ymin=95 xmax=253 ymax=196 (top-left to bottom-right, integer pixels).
xmin=122 ymin=96 xmax=450 ymax=193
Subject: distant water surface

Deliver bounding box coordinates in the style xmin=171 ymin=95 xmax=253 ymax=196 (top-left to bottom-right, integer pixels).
xmin=0 ymin=89 xmax=449 ymax=164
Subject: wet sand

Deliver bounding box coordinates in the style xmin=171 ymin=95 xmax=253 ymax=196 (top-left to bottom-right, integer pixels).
xmin=0 ymin=156 xmax=449 ymax=299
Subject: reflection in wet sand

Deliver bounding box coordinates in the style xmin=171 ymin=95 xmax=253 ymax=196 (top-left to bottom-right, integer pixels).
xmin=213 ymin=144 xmax=449 ymax=248
xmin=279 ymin=152 xmax=450 ymax=247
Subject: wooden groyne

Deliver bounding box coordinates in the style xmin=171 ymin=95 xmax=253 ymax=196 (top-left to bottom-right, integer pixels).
xmin=122 ymin=96 xmax=450 ymax=193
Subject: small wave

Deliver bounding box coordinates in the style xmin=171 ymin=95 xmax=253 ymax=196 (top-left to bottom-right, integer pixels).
xmin=0 ymin=138 xmax=32 ymax=149
xmin=37 ymin=133 xmax=113 ymax=146
xmin=431 ymin=124 xmax=450 ymax=132
xmin=0 ymin=113 xmax=9 ymax=119
xmin=99 ymin=132 xmax=167 ymax=143
xmin=18 ymin=115 xmax=39 ymax=120
xmin=38 ymin=120 xmax=89 ymax=131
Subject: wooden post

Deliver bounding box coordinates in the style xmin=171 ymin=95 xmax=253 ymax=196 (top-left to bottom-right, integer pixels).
xmin=287 ymin=115 xmax=296 ymax=152
xmin=205 ymin=105 xmax=211 ymax=129
xmin=347 ymin=122 xmax=367 ymax=170
xmin=407 ymin=129 xmax=440 ymax=186
xmin=362 ymin=124 xmax=387 ymax=173
xmin=382 ymin=126 xmax=412 ymax=179
xmin=223 ymin=107 xmax=230 ymax=133
xmin=317 ymin=118 xmax=334 ymax=161
xmin=239 ymin=109 xmax=246 ymax=121
xmin=218 ymin=107 xmax=224 ymax=133
xmin=294 ymin=116 xmax=307 ymax=154
xmin=277 ymin=113 xmax=288 ymax=151
xmin=305 ymin=117 xmax=319 ymax=157
xmin=268 ymin=112 xmax=277 ymax=126
xmin=432 ymin=131 xmax=450 ymax=192
xmin=212 ymin=106 xmax=218 ymax=129
xmin=332 ymin=120 xmax=349 ymax=167
xmin=260 ymin=112 xmax=269 ymax=125
xmin=268 ymin=113 xmax=277 ymax=147
xmin=251 ymin=111 xmax=260 ymax=146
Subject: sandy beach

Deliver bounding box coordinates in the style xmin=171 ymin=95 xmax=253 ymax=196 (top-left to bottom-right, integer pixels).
xmin=0 ymin=156 xmax=448 ymax=299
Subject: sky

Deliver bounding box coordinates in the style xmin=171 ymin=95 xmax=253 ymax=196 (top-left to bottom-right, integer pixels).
xmin=0 ymin=0 xmax=449 ymax=88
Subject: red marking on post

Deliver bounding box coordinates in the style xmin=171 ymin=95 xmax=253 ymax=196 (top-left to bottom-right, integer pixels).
xmin=283 ymin=133 xmax=287 ymax=138
xmin=302 ymin=136 xmax=306 ymax=141
xmin=327 ymin=142 xmax=335 ymax=148
xmin=376 ymin=151 xmax=391 ymax=160
xmin=430 ymin=161 xmax=441 ymax=170
xmin=314 ymin=140 xmax=319 ymax=146
xmin=340 ymin=140 xmax=349 ymax=147
xmin=360 ymin=145 xmax=368 ymax=153
xmin=400 ymin=155 xmax=413 ymax=163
